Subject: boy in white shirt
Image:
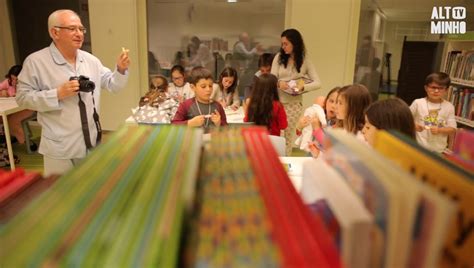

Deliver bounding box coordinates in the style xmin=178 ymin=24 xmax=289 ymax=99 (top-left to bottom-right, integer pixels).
xmin=410 ymin=72 xmax=457 ymax=153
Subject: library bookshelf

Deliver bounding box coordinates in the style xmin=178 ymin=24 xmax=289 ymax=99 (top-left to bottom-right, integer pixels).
xmin=441 ymin=39 xmax=474 ymax=128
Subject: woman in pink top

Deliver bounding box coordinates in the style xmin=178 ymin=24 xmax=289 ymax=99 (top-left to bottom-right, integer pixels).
xmin=0 ymin=65 xmax=22 ymax=97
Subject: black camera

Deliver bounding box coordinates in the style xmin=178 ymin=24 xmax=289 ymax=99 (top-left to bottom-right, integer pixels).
xmin=70 ymin=75 xmax=95 ymax=92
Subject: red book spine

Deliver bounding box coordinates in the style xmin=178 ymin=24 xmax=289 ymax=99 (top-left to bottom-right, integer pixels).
xmin=242 ymin=127 xmax=342 ymax=268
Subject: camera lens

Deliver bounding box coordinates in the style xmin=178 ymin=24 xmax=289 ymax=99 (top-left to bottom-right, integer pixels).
xmin=80 ymin=80 xmax=95 ymax=92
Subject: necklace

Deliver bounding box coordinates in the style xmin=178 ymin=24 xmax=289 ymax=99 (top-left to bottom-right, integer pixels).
xmin=425 ymin=97 xmax=442 ymax=111
xmin=195 ymin=99 xmax=211 ymax=128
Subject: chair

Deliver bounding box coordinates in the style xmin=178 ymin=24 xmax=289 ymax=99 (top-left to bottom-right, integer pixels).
xmin=21 ymin=112 xmax=38 ymax=154
xmin=269 ymin=135 xmax=286 ymax=157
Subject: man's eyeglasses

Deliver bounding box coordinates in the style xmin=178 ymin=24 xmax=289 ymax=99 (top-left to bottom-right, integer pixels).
xmin=54 ymin=26 xmax=87 ymax=34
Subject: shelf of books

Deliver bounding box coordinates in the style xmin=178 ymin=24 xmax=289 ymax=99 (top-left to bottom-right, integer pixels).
xmin=451 ymin=78 xmax=474 ymax=88
xmin=442 ymin=40 xmax=474 ymax=128
xmin=302 ymin=129 xmax=474 ymax=268
xmin=455 ymin=116 xmax=474 ymax=128
xmin=446 ymin=85 xmax=474 ymax=127
xmin=1 ymin=125 xmax=473 ymax=267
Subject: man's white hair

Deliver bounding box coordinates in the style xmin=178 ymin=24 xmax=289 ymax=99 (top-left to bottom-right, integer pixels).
xmin=239 ymin=32 xmax=249 ymax=42
xmin=47 ymin=9 xmax=80 ymax=38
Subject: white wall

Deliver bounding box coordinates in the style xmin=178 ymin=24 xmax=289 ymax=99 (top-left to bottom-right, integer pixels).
xmin=285 ymin=0 xmax=361 ymax=107
xmin=88 ymin=0 xmax=147 ymax=130
xmin=147 ymin=2 xmax=285 ymax=67
xmin=0 ymin=0 xmax=16 ymax=74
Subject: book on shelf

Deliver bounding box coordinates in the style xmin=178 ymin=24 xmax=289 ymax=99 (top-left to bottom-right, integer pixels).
xmin=242 ymin=127 xmax=341 ymax=267
xmin=185 ymin=127 xmax=342 ymax=267
xmin=0 ymin=175 xmax=58 ymax=223
xmin=446 ymin=85 xmax=474 ymax=122
xmin=445 ymin=129 xmax=474 ymax=172
xmin=372 ymin=130 xmax=474 ymax=268
xmin=324 ymin=129 xmax=457 ymax=268
xmin=452 ymin=129 xmax=474 ymax=162
xmin=444 ymin=50 xmax=474 ymax=81
xmin=0 ymin=168 xmax=41 ymax=206
xmin=445 ymin=50 xmax=461 ymax=76
xmin=301 ymin=158 xmax=373 ymax=268
xmin=184 ymin=127 xmax=283 ymax=267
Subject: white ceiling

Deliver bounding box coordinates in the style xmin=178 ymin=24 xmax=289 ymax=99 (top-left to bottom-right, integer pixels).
xmin=152 ymin=0 xmax=472 ymax=23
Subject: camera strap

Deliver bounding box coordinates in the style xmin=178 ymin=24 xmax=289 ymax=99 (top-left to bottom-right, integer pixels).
xmin=78 ymin=92 xmax=102 ymax=150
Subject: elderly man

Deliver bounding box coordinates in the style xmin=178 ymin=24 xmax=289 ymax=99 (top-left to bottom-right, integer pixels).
xmin=16 ymin=9 xmax=130 ymax=176
xmin=233 ymin=32 xmax=261 ymax=60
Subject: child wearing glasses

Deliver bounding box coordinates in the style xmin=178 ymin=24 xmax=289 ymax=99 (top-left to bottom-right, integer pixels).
xmin=168 ymin=65 xmax=194 ymax=102
xmin=409 ymin=72 xmax=456 ymax=153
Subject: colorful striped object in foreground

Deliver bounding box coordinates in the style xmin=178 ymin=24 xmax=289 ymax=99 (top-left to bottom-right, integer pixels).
xmin=0 ymin=125 xmax=203 ymax=267
xmin=186 ymin=127 xmax=341 ymax=268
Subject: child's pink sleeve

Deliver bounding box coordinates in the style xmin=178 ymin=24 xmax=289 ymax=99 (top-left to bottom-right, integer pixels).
xmin=0 ymin=79 xmax=8 ymax=90
xmin=0 ymin=80 xmax=14 ymax=96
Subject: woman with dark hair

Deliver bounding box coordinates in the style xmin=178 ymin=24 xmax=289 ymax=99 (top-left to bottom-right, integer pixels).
xmin=211 ymin=67 xmax=240 ymax=110
xmin=363 ymin=98 xmax=416 ymax=146
xmin=271 ymin=28 xmax=321 ymax=155
xmin=245 ymin=73 xmax=287 ymax=136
